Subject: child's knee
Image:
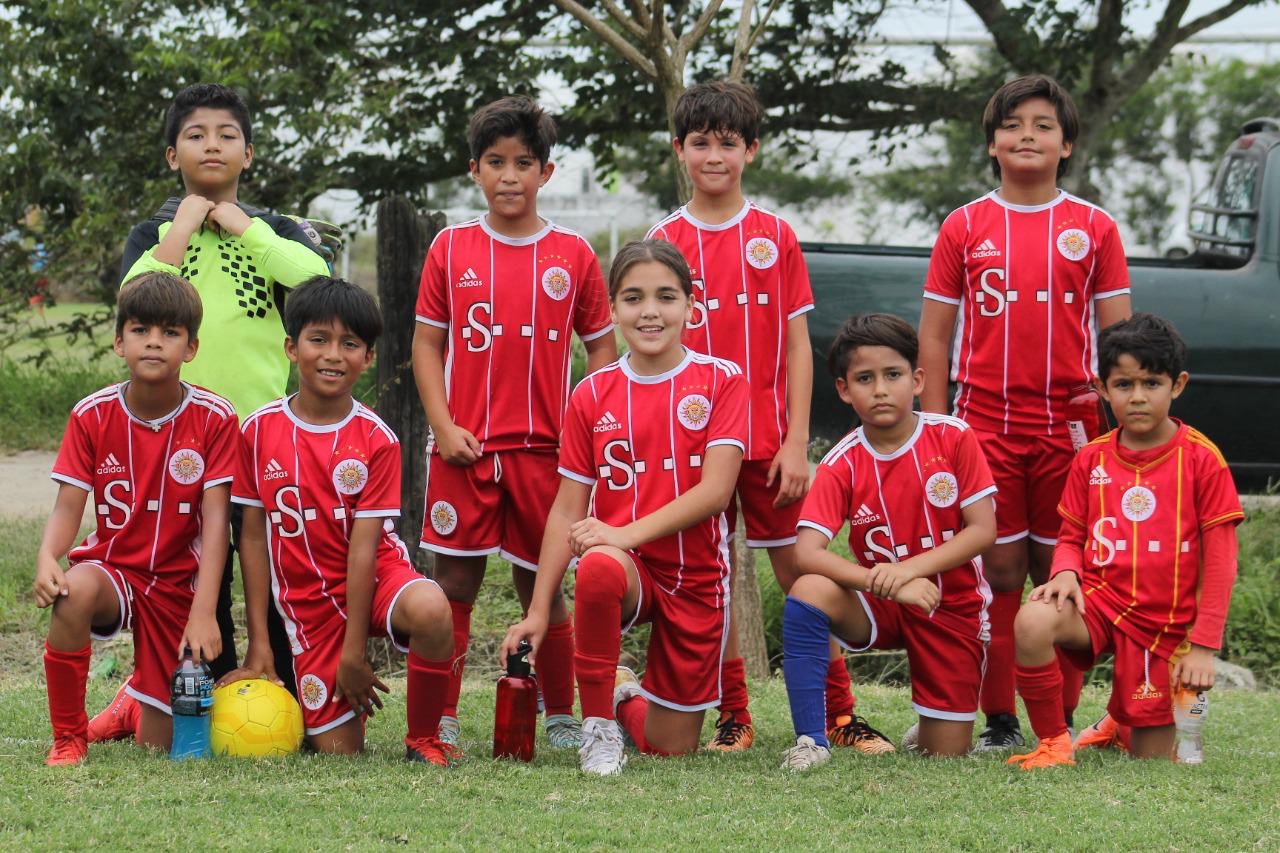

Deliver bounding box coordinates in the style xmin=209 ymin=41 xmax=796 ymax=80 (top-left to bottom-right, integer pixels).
xmin=1013 ymin=601 xmax=1055 ymax=650
xmin=575 ymin=549 xmax=629 ymax=603
xmin=406 ymin=584 xmax=452 ymax=648
xmin=788 ymin=573 xmax=838 ymax=609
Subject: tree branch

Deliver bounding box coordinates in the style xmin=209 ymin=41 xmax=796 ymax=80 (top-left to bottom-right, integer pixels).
xmin=747 ymin=0 xmax=783 ymax=53
xmin=601 ymin=0 xmax=647 ymax=40
xmin=963 ymin=0 xmax=1033 ymax=68
xmin=1176 ymin=0 xmax=1262 ymax=40
xmin=730 ymin=0 xmax=755 ymax=80
xmin=552 ymin=0 xmax=657 ymax=80
xmin=676 ymin=0 xmax=726 ymax=62
xmin=625 ymin=0 xmax=652 ymax=31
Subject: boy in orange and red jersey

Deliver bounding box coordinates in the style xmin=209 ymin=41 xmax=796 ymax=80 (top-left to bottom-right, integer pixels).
xmin=919 ymin=75 xmax=1132 ymax=749
xmin=1008 ymin=314 xmax=1241 ymax=768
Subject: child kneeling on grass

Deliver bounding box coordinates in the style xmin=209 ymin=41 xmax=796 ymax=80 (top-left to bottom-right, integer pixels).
xmin=781 ymin=313 xmax=998 ymax=771
xmin=502 ymin=239 xmax=748 ymax=776
xmin=1008 ymin=313 xmax=1242 ymax=769
xmin=36 ymin=272 xmax=239 ymax=765
xmin=225 ymin=277 xmax=456 ymax=765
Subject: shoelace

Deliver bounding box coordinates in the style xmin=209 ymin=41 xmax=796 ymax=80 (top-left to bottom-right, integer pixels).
xmin=711 ymin=717 xmax=751 ymax=745
xmin=831 ymin=716 xmax=892 ymax=746
xmin=580 ymin=722 xmax=624 ymax=772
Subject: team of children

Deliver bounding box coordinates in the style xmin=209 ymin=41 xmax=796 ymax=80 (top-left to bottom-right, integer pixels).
xmin=35 ymin=76 xmax=1240 ymax=775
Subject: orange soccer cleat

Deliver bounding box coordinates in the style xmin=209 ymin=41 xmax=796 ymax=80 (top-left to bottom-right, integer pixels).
xmin=87 ymin=683 xmax=140 ymax=743
xmin=46 ymin=734 xmax=88 ymax=766
xmin=1007 ymin=732 xmax=1075 ymax=770
xmin=404 ymin=735 xmax=463 ymax=767
xmin=1074 ymin=714 xmax=1122 ymax=751
xmin=828 ymin=714 xmax=896 ymax=755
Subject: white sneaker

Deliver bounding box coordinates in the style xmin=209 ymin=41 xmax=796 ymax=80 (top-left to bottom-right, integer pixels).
xmin=900 ymin=723 xmax=920 ymax=754
xmin=438 ymin=715 xmax=460 ymax=746
xmin=780 ymin=735 xmax=831 ymax=772
xmin=545 ymin=714 xmax=583 ymax=749
xmin=579 ymin=717 xmax=626 ymax=776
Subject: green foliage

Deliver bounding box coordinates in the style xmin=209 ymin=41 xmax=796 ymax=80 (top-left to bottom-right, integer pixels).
xmin=1224 ymin=504 xmax=1280 ymax=686
xmin=0 ymin=358 xmax=123 ymax=452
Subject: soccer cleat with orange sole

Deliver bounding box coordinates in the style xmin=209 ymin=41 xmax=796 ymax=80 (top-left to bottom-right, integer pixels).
xmin=87 ymin=682 xmax=139 ymax=743
xmin=828 ymin=714 xmax=896 ymax=755
xmin=1007 ymin=732 xmax=1075 ymax=770
xmin=1074 ymin=713 xmax=1122 ymax=751
xmin=704 ymin=711 xmax=755 ymax=752
xmin=46 ymin=735 xmax=88 ymax=766
xmin=404 ymin=735 xmax=462 ymax=767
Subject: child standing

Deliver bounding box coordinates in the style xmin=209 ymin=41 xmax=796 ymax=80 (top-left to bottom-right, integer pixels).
xmin=35 ymin=272 xmax=238 ymax=765
xmin=412 ymin=96 xmax=617 ymax=748
xmin=918 ymin=75 xmax=1132 ymax=749
xmin=502 ymin=240 xmax=748 ymax=775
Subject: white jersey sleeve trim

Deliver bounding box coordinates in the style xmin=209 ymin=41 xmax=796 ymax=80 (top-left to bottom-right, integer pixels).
xmin=354 ymin=508 xmax=400 ymax=519
xmin=787 ymin=303 xmax=815 ymax=320
xmin=50 ymin=473 xmax=92 ymax=492
xmin=557 ymin=466 xmax=595 ymax=486
xmin=415 ymin=314 xmax=448 ymax=329
xmin=796 ymin=519 xmax=835 ymax=540
xmin=959 ymin=484 xmax=998 ymax=508
xmin=706 ymin=438 xmax=746 ymax=452
xmin=203 ymin=476 xmax=233 ymax=490
xmin=579 ymin=323 xmax=615 ymax=342
xmin=230 ymin=495 xmax=265 ymax=508
xmin=1093 ymin=287 xmax=1132 ymax=299
xmin=923 ymin=292 xmax=962 ymax=306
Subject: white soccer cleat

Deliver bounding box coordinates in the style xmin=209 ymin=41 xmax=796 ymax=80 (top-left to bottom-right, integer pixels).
xmin=579 ymin=717 xmax=627 ymax=776
xmin=781 ymin=735 xmax=832 ymax=772
xmin=612 ymin=665 xmax=643 ymax=713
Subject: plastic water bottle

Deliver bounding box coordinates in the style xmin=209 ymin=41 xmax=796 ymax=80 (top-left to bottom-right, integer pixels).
xmin=1173 ymin=687 xmax=1208 ymax=764
xmin=1065 ymin=383 xmax=1104 ymax=452
xmin=493 ymin=640 xmax=538 ymax=761
xmin=169 ymin=647 xmax=213 ymax=760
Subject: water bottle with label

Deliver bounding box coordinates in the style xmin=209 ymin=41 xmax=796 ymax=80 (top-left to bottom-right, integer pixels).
xmin=1173 ymin=686 xmax=1208 ymax=764
xmin=169 ymin=647 xmax=213 ymax=760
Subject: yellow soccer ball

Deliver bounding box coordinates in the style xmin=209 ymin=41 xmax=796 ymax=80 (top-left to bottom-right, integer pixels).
xmin=210 ymin=678 xmax=304 ymax=758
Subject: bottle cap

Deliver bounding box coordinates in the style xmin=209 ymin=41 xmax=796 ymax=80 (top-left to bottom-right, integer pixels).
xmin=506 ymin=640 xmax=533 ymax=677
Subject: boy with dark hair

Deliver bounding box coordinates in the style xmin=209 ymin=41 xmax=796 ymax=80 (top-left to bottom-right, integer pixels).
xmin=230 ymin=277 xmax=457 ymax=764
xmin=413 ymin=95 xmax=617 ymax=748
xmin=1008 ymin=313 xmax=1241 ymax=768
xmin=647 ymin=80 xmax=866 ymax=752
xmin=919 ymin=74 xmax=1132 ymax=750
xmin=780 ymin=313 xmax=998 ymax=770
xmin=93 ymin=84 xmax=331 ymax=736
xmin=35 ymin=272 xmax=238 ymax=765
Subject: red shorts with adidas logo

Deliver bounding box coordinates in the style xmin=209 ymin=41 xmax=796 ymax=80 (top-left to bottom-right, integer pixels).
xmin=1060 ymin=603 xmax=1176 ymax=728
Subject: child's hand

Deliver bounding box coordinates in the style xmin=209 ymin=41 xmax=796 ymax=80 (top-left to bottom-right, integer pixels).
xmin=173 ymin=195 xmax=216 ymax=235
xmin=1171 ymin=644 xmax=1216 ymax=691
xmin=568 ymin=517 xmax=632 ymax=556
xmin=866 ymin=563 xmax=909 ymax=599
xmin=216 ymin=641 xmax=282 ymax=688
xmin=32 ymin=555 xmax=69 ymax=608
xmin=893 ymin=577 xmax=940 ymax=614
xmin=500 ymin=614 xmax=549 ymax=667
xmin=1028 ymin=571 xmax=1083 ymax=613
xmin=180 ymin=613 xmax=222 ymax=665
xmin=768 ymin=441 xmax=810 ymax=509
xmin=436 ymin=423 xmax=482 ymax=465
xmin=207 ymin=201 xmax=253 ymax=237
xmin=335 ymin=653 xmax=389 ymax=717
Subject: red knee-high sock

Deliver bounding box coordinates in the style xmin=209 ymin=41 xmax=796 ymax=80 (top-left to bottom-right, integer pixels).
xmin=719 ymin=656 xmax=752 ymax=726
xmin=45 ymin=642 xmax=91 ymax=739
xmin=1057 ymin=647 xmax=1085 ymax=720
xmin=1016 ymin=660 xmax=1068 ymax=741
xmin=616 ymin=694 xmax=672 ymax=756
xmin=406 ymin=651 xmax=451 ymax=741
xmin=981 ymin=591 xmax=1021 ymax=716
xmin=825 ymin=656 xmax=855 ymax=726
xmin=536 ymin=619 xmax=576 ymax=717
xmin=573 ymin=553 xmax=626 ymax=720
xmin=444 ymin=600 xmax=472 ymax=718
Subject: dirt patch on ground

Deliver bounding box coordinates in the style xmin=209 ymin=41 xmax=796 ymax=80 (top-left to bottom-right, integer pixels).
xmin=0 ymin=451 xmax=62 ymax=518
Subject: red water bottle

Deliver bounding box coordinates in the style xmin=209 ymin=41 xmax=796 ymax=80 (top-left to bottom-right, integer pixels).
xmin=1065 ymin=383 xmax=1105 ymax=452
xmin=493 ymin=640 xmax=538 ymax=761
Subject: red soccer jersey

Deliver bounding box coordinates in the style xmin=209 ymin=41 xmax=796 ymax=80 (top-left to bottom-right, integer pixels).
xmin=231 ymin=397 xmax=412 ymax=653
xmin=647 ymin=202 xmax=814 ymax=461
xmin=52 ymin=382 xmax=239 ymax=583
xmin=558 ymin=350 xmax=749 ymax=608
xmin=414 ymin=218 xmax=613 ymax=453
xmin=798 ymin=413 xmax=997 ymax=622
xmin=1053 ymin=423 xmax=1244 ymax=659
xmin=923 ymin=191 xmax=1130 ymax=435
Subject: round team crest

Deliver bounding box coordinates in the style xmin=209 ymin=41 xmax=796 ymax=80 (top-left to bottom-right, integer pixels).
xmin=332 ymin=458 xmax=369 ymax=495
xmin=925 ymin=471 xmax=959 ymax=508
xmin=677 ymin=394 xmax=713 ymax=431
xmin=1121 ymin=486 xmax=1157 ymax=522
xmin=541 ymin=266 xmax=572 ymax=301
xmin=430 ymin=500 xmax=458 ymax=535
xmin=299 ymin=673 xmax=327 ymax=710
xmin=744 ymin=237 xmax=779 ymax=270
xmin=1056 ymin=228 xmax=1090 ymax=261
xmin=168 ymin=448 xmax=205 ymax=484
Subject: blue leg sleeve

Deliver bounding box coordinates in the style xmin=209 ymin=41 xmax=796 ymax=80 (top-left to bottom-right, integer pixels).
xmin=782 ymin=595 xmax=833 ymax=748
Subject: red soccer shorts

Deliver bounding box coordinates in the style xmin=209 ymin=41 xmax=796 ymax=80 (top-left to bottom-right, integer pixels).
xmin=837 ymin=591 xmax=986 ymax=720
xmin=727 ymin=458 xmax=803 ymax=548
xmin=622 ymin=552 xmax=730 ymax=712
xmin=87 ymin=561 xmax=194 ymax=715
xmin=289 ymin=563 xmax=434 ymax=735
xmin=973 ymin=430 xmax=1075 ymax=544
xmin=1060 ymin=605 xmax=1177 ymax=728
xmin=420 ymin=448 xmax=559 ymax=570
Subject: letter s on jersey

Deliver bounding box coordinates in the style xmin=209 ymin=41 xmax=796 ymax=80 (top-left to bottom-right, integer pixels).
xmin=464 ymin=302 xmax=493 ymax=353
xmin=101 ymin=480 xmax=132 ymax=530
xmin=978 ymin=268 xmax=1007 ymax=317
xmin=863 ymin=525 xmax=898 ymax=564
xmin=272 ymin=485 xmax=312 ymax=538
xmin=686 ymin=278 xmax=708 ymax=330
xmin=1091 ymin=516 xmax=1117 ymax=567
xmin=601 ymin=440 xmax=635 ymax=491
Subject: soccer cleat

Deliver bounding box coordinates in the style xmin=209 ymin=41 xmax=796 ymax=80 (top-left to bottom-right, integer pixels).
xmin=899 ymin=722 xmax=921 ymax=754
xmin=1006 ymin=732 xmax=1075 ymax=770
xmin=437 ymin=715 xmax=460 ymax=746
xmin=703 ymin=711 xmax=755 ymax=752
xmin=973 ymin=712 xmax=1025 ymax=751
xmin=46 ymin=735 xmax=88 ymax=767
xmin=780 ymin=735 xmax=832 ymax=772
xmin=87 ymin=683 xmax=139 ymax=743
xmin=545 ymin=714 xmax=583 ymax=749
xmin=1074 ymin=713 xmax=1122 ymax=751
xmin=404 ymin=735 xmax=462 ymax=767
xmin=827 ymin=714 xmax=895 ymax=755
xmin=613 ymin=666 xmax=643 ymax=711
xmin=579 ymin=717 xmax=626 ymax=776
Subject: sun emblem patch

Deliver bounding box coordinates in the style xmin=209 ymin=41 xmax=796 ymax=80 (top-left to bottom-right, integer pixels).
xmin=925 ymin=471 xmax=959 ymax=508
xmin=299 ymin=673 xmax=327 ymax=710
xmin=541 ymin=266 xmax=572 ymax=301
xmin=1056 ymin=228 xmax=1090 ymax=261
xmin=1121 ymin=485 xmax=1156 ymax=522
xmin=744 ymin=237 xmax=779 ymax=270
xmin=430 ymin=500 xmax=458 ymax=535
xmin=331 ymin=459 xmax=368 ymax=495
xmin=676 ymin=394 xmax=713 ymax=431
xmin=168 ymin=449 xmax=205 ymax=484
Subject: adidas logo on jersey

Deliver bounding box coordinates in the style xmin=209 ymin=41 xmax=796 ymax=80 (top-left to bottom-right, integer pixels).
xmin=1088 ymin=465 xmax=1112 ymax=485
xmin=456 ymin=268 xmax=484 ymax=288
xmin=593 ymin=411 xmax=623 ymax=433
xmin=851 ymin=503 xmax=882 ymax=526
xmin=971 ymin=238 xmax=1002 ymax=259
xmin=264 ymin=458 xmax=289 ymax=481
xmin=96 ymin=453 xmax=126 ymax=475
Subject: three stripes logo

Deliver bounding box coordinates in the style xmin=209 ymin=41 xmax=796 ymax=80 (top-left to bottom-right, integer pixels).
xmin=851 ymin=503 xmax=881 ymax=526
xmin=970 ymin=238 xmax=1001 ymax=259
xmin=264 ymin=458 xmax=289 ymax=481
xmin=593 ymin=411 xmax=623 ymax=433
xmin=1088 ymin=464 xmax=1111 ymax=485
xmin=96 ymin=453 xmax=126 ymax=475
xmin=456 ymin=268 xmax=484 ymax=288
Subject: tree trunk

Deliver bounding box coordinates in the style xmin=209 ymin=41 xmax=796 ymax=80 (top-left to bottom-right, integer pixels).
xmin=734 ymin=521 xmax=772 ymax=680
xmin=374 ymin=197 xmax=446 ymax=573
